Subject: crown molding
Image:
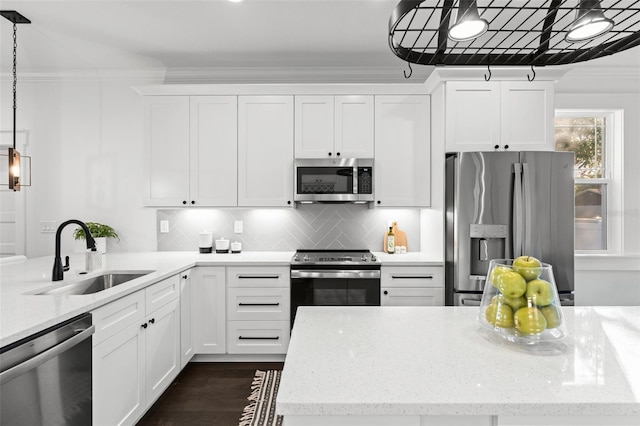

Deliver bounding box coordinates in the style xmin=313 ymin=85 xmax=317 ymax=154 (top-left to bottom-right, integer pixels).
xmin=0 ymin=68 xmax=166 ymax=83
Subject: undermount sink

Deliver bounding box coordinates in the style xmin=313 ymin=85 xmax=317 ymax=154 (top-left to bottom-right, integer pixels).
xmin=35 ymin=271 xmax=154 ymax=295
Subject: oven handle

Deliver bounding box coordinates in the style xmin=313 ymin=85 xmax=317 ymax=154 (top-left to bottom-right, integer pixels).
xmin=291 ymin=270 xmax=381 ymax=279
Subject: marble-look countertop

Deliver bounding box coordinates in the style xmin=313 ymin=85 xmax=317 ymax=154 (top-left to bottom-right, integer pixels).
xmin=0 ymin=251 xmax=442 ymax=347
xmin=277 ymin=306 xmax=640 ymax=417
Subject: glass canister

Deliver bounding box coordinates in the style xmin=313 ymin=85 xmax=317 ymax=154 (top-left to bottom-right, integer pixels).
xmin=479 ymin=258 xmax=567 ymax=344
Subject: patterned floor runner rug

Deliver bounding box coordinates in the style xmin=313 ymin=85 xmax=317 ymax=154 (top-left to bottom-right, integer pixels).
xmin=239 ymin=370 xmax=284 ymax=426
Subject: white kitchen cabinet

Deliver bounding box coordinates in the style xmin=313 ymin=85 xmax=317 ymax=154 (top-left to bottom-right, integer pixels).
xmin=374 ymin=95 xmax=431 ymax=207
xmin=295 ymin=95 xmax=374 ymax=158
xmin=144 ymin=95 xmax=237 ymax=206
xmin=179 ymin=269 xmax=193 ymax=369
xmin=380 ymin=266 xmax=444 ymax=306
xmin=445 ymin=81 xmax=554 ymax=152
xmin=92 ymin=275 xmax=181 ymax=426
xmin=226 ymin=266 xmax=290 ymax=354
xmin=192 ymin=267 xmax=226 ymax=354
xmin=238 ymin=96 xmax=294 ymax=207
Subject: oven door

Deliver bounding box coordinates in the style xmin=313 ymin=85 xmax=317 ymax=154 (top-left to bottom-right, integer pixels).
xmin=290 ymin=269 xmax=381 ymax=326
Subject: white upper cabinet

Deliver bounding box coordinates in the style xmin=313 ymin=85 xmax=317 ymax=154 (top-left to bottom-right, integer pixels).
xmin=445 ymin=80 xmax=555 ymax=152
xmin=189 ymin=96 xmax=238 ymax=206
xmin=295 ymin=95 xmax=374 ymax=159
xmin=374 ymin=95 xmax=431 ymax=207
xmin=144 ymin=95 xmax=238 ymax=206
xmin=238 ymin=96 xmax=294 ymax=207
xmin=144 ymin=96 xmax=190 ymax=206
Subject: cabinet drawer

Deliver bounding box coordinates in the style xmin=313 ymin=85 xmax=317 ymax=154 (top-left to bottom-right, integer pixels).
xmin=145 ymin=274 xmax=180 ymax=313
xmin=227 ymin=287 xmax=290 ymax=321
xmin=381 ymin=266 xmax=443 ymax=288
xmin=92 ymin=290 xmax=145 ymax=346
xmin=227 ymin=321 xmax=290 ymax=354
xmin=381 ymin=287 xmax=444 ymax=306
xmin=227 ymin=267 xmax=289 ymax=288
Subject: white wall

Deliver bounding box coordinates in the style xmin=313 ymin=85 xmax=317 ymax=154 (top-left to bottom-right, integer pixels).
xmin=1 ymin=75 xmax=161 ymax=257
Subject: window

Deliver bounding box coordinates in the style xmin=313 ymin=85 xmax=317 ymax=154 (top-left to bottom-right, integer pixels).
xmin=554 ymin=110 xmax=623 ymax=254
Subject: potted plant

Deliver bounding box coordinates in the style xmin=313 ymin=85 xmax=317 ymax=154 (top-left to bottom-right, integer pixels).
xmin=73 ymin=222 xmax=119 ymax=254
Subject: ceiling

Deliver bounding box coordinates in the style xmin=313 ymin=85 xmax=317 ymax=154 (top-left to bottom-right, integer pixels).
xmin=0 ymin=0 xmax=639 ymax=84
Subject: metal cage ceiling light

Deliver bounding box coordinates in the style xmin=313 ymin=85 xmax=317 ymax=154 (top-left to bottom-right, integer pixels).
xmin=1 ymin=10 xmax=31 ymax=191
xmin=389 ymin=0 xmax=640 ymax=67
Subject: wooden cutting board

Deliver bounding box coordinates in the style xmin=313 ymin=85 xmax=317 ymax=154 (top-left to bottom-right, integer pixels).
xmin=384 ymin=221 xmax=408 ymax=253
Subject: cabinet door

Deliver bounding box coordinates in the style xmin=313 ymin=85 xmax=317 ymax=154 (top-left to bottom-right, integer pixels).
xmin=145 ymin=297 xmax=180 ymax=406
xmin=374 ymin=95 xmax=431 ymax=207
xmin=295 ymin=95 xmax=334 ymax=158
xmin=500 ymin=81 xmax=555 ymax=151
xmin=238 ymin=96 xmax=294 ymax=207
xmin=93 ymin=323 xmax=145 ymax=426
xmin=144 ymin=96 xmax=190 ymax=206
xmin=445 ymin=82 xmax=501 ymax=151
xmin=335 ymin=95 xmax=374 ymax=158
xmin=192 ymin=267 xmax=226 ymax=354
xmin=381 ymin=287 xmax=444 ymax=306
xmin=179 ymin=270 xmax=193 ymax=369
xmin=227 ymin=320 xmax=290 ymax=354
xmin=190 ymin=96 xmax=238 ymax=206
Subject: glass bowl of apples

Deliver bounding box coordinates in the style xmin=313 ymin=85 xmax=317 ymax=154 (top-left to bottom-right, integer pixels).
xmin=478 ymin=257 xmax=567 ymax=345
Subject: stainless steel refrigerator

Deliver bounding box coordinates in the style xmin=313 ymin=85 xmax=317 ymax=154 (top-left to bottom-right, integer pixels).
xmin=445 ymin=151 xmax=575 ymax=306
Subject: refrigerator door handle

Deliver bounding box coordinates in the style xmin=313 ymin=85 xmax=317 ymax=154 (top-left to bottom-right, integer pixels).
xmin=522 ymin=162 xmax=533 ymax=254
xmin=513 ymin=163 xmax=524 ymax=257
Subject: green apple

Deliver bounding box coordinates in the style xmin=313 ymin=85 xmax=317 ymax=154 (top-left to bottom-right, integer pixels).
xmin=491 ymin=294 xmax=527 ymax=312
xmin=514 ymin=307 xmax=547 ymax=334
xmin=490 ymin=265 xmax=513 ymax=288
xmin=525 ymin=279 xmax=554 ymax=306
xmin=540 ymin=304 xmax=562 ymax=328
xmin=485 ymin=302 xmax=514 ymax=328
xmin=496 ymin=270 xmax=527 ymax=298
xmin=513 ymin=256 xmax=542 ymax=281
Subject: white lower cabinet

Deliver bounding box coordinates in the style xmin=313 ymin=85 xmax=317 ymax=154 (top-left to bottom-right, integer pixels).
xmin=226 ymin=266 xmax=290 ymax=354
xmin=192 ymin=267 xmax=226 ymax=354
xmin=380 ymin=266 xmax=444 ymax=306
xmin=92 ymin=275 xmax=181 ymax=426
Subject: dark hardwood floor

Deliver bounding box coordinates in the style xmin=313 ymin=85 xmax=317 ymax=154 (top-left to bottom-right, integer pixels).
xmin=137 ymin=362 xmax=284 ymax=426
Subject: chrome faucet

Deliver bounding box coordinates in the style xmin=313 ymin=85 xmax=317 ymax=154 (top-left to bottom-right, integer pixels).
xmin=52 ymin=220 xmax=96 ymax=281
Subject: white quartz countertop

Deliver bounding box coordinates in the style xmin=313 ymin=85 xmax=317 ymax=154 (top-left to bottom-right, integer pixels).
xmin=277 ymin=306 xmax=640 ymax=417
xmin=0 ymin=250 xmax=442 ymax=347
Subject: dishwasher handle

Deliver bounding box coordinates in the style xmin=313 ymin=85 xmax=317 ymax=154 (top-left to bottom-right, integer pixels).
xmin=0 ymin=325 xmax=95 ymax=386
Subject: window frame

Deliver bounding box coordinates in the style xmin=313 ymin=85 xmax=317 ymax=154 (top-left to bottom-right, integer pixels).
xmin=554 ymin=109 xmax=623 ymax=255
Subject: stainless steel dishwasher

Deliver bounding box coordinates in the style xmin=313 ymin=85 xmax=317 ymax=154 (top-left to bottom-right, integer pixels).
xmin=1 ymin=313 xmax=94 ymax=426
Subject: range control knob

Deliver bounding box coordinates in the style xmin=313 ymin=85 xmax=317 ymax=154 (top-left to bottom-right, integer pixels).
xmin=370 ymin=255 xmax=377 ymax=262
xmin=361 ymin=255 xmax=368 ymax=261
xmin=303 ymin=254 xmax=310 ymax=262
xmin=293 ymin=254 xmax=300 ymax=262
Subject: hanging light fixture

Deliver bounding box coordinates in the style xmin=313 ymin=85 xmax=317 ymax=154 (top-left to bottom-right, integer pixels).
xmin=448 ymin=0 xmax=489 ymax=42
xmin=565 ymin=0 xmax=614 ymax=43
xmin=1 ymin=10 xmax=31 ymax=192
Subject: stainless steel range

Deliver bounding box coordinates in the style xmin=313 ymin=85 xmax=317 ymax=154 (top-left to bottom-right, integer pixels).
xmin=290 ymin=249 xmax=381 ymax=327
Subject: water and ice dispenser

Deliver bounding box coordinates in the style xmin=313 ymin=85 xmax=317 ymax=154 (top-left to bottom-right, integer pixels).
xmin=469 ymin=224 xmax=508 ymax=280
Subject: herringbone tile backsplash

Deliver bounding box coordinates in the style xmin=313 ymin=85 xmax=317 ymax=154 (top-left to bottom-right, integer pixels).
xmin=157 ymin=205 xmax=420 ymax=252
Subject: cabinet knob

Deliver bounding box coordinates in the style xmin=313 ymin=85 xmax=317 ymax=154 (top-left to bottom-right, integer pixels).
xmin=377 ymin=200 xmax=381 ymax=205
xmin=494 ymin=145 xmax=500 ymax=150
xmin=287 ymin=200 xmax=291 ymax=205
xmin=183 ymin=275 xmax=188 ymax=279
xmin=149 ymin=318 xmax=155 ymax=324
xmin=328 ymin=152 xmax=332 ymax=156
xmin=504 ymin=145 xmax=509 ymax=150
xmin=191 ymin=200 xmax=195 ymax=205
xmin=141 ymin=323 xmax=148 ymax=329
xmin=182 ymin=200 xmax=187 ymax=205
xmin=383 ymin=290 xmax=388 ymax=295
xmin=336 ymin=152 xmax=340 ymax=157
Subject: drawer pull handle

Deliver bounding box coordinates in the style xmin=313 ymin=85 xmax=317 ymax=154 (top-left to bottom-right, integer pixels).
xmin=238 ymin=275 xmax=280 ymax=279
xmin=238 ymin=336 xmax=280 ymax=340
xmin=238 ymin=303 xmax=280 ymax=306
xmin=390 ymin=275 xmax=433 ymax=279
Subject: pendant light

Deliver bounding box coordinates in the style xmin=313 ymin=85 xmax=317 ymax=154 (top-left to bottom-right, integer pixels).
xmin=448 ymin=0 xmax=489 ymax=42
xmin=565 ymin=0 xmax=614 ymax=43
xmin=1 ymin=10 xmax=31 ymax=192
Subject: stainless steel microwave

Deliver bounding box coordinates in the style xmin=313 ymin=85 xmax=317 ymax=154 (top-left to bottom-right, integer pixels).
xmin=294 ymin=158 xmax=374 ymax=203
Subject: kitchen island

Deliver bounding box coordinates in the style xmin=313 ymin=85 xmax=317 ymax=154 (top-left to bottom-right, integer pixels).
xmin=276 ymin=306 xmax=640 ymax=426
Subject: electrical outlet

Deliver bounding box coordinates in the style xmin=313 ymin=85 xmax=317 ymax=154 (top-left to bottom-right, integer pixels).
xmin=234 ymin=220 xmax=243 ymax=234
xmin=40 ymin=221 xmax=56 ymax=234
xmin=160 ymin=220 xmax=170 ymax=233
